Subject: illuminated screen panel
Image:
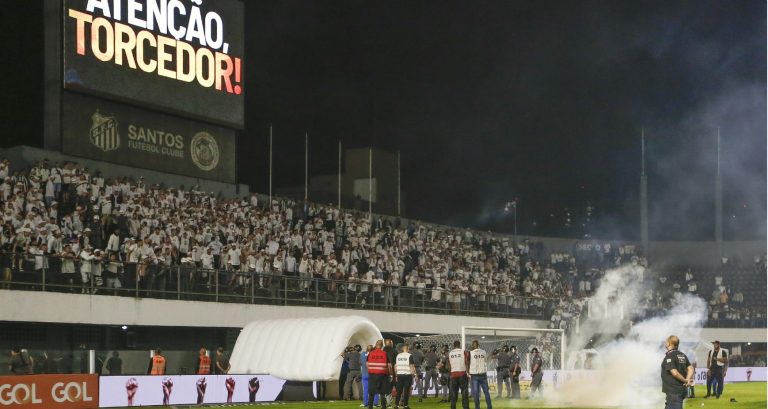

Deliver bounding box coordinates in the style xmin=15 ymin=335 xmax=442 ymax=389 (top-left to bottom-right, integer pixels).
xmin=99 ymin=375 xmax=286 ymax=407
xmin=62 ymin=91 xmax=236 ymax=183
xmin=63 ymin=0 xmax=244 ymax=128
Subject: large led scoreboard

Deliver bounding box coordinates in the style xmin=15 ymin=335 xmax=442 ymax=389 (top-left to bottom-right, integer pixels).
xmin=50 ymin=0 xmax=243 ymax=183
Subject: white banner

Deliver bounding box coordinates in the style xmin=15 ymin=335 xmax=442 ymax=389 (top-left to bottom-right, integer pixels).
xmin=501 ymin=368 xmax=767 ymax=386
xmin=542 ymin=368 xmax=766 ymax=386
xmin=693 ymin=367 xmax=767 ymax=384
xmin=99 ymin=375 xmax=285 ymax=407
xmin=403 ymin=367 xmax=766 ymax=394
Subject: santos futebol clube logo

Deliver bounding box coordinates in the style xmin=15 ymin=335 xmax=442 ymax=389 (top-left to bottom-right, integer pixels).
xmin=90 ymin=109 xmax=120 ymax=152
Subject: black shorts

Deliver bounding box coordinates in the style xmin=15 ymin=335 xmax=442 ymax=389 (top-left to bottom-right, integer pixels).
xmin=531 ymin=372 xmax=543 ymax=387
xmin=497 ymin=367 xmax=510 ymax=380
xmin=368 ymin=374 xmax=390 ymax=395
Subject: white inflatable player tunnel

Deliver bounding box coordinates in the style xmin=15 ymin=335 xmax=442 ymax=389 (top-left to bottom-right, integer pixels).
xmin=229 ymin=315 xmax=382 ymax=381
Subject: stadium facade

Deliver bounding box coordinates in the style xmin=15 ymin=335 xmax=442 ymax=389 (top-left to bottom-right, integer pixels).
xmin=0 ymin=2 xmax=764 ymax=406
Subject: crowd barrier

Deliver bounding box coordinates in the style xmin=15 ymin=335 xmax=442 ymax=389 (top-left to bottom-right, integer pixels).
xmin=0 ymin=252 xmax=550 ymax=321
xmin=3 ymin=253 xmax=764 ymax=328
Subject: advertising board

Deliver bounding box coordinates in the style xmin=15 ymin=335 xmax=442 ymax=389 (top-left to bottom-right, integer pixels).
xmin=63 ymin=0 xmax=244 ymax=128
xmin=98 ymin=374 xmax=285 ymax=407
xmin=693 ymin=367 xmax=767 ymax=384
xmin=62 ymin=91 xmax=236 ymax=183
xmin=0 ymin=374 xmax=98 ymax=409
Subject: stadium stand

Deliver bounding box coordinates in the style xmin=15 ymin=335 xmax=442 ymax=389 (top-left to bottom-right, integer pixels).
xmin=0 ymin=157 xmax=765 ymax=334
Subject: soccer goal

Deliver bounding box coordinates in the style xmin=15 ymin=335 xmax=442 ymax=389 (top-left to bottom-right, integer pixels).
xmin=461 ymin=326 xmax=565 ymax=371
xmin=403 ymin=326 xmax=565 ymax=371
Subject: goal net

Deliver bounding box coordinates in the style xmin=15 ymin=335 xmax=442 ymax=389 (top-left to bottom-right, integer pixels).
xmin=403 ymin=327 xmax=565 ymax=395
xmin=404 ymin=327 xmax=564 ymax=370
xmin=462 ymin=326 xmax=564 ymax=370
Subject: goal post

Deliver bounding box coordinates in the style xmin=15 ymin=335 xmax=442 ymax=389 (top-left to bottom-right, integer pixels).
xmin=401 ymin=327 xmax=566 ymax=396
xmin=403 ymin=327 xmax=566 ymax=371
xmin=460 ymin=326 xmax=566 ymax=371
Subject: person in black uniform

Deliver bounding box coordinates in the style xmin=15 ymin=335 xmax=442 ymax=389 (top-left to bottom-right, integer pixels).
xmin=660 ymin=335 xmax=694 ymax=409
xmin=705 ymin=340 xmax=728 ymax=399
xmin=529 ymin=348 xmax=543 ymax=398
xmin=383 ymin=339 xmax=397 ymax=407
xmin=424 ymin=345 xmax=440 ymax=399
xmin=510 ymin=346 xmax=521 ymax=399
xmin=437 ymin=345 xmax=451 ymax=402
xmin=492 ymin=345 xmax=512 ymax=398
xmin=411 ymin=342 xmax=425 ymax=402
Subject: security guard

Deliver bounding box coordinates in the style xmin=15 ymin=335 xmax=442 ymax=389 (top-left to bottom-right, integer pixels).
xmin=394 ymin=343 xmax=417 ymax=409
xmin=148 ymin=348 xmax=166 ymax=375
xmin=383 ymin=339 xmax=397 ymax=407
xmin=411 ymin=342 xmax=426 ymax=401
xmin=469 ymin=340 xmax=492 ymax=409
xmin=510 ymin=346 xmax=521 ymax=399
xmin=362 ymin=345 xmax=380 ymax=407
xmin=195 ymin=348 xmax=211 ymax=375
xmin=529 ymin=348 xmax=543 ymax=398
xmin=705 ymin=340 xmax=728 ymax=399
xmin=660 ymin=335 xmax=694 ymax=409
xmin=493 ymin=345 xmax=512 ymax=398
xmin=367 ymin=340 xmax=392 ymax=409
xmin=437 ymin=345 xmax=451 ymax=402
xmin=447 ymin=340 xmax=470 ymax=409
xmin=424 ymin=344 xmax=441 ymax=399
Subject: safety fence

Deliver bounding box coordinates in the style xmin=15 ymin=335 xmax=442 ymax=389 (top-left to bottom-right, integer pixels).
xmin=0 ymin=253 xmax=552 ymax=320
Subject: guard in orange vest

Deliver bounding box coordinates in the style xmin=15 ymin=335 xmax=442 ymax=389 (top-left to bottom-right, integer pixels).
xmin=148 ymin=348 xmax=167 ymax=375
xmin=196 ymin=348 xmax=212 ymax=375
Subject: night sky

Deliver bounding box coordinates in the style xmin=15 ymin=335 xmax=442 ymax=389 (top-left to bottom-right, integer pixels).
xmin=240 ymin=0 xmax=766 ymax=241
xmin=0 ymin=1 xmax=761 ymax=241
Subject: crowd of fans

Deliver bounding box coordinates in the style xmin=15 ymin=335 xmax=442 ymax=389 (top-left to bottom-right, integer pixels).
xmin=0 ymin=158 xmax=765 ymax=332
xmin=729 ymin=353 xmax=766 ymax=368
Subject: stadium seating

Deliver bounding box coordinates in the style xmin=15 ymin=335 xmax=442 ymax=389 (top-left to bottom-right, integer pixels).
xmin=0 ymin=158 xmax=765 ymax=331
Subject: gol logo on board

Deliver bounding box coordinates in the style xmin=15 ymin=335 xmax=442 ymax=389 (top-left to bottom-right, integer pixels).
xmin=0 ymin=375 xmax=98 ymax=408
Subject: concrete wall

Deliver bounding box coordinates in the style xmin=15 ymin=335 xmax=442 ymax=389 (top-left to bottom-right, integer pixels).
xmin=0 ymin=290 xmax=547 ymax=335
xmin=698 ymin=328 xmax=767 ymax=344
xmin=1 ymin=291 xmax=764 ymax=344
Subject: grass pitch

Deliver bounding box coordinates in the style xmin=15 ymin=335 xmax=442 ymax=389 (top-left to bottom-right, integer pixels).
xmin=160 ymin=382 xmax=766 ymax=409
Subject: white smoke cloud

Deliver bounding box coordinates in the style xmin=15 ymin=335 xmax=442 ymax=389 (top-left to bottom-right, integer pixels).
xmin=550 ymin=265 xmax=707 ymax=408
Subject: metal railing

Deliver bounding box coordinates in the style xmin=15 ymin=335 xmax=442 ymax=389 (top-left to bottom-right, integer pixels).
xmin=3 ymin=253 xmax=762 ymax=327
xmin=0 ymin=253 xmax=551 ymax=320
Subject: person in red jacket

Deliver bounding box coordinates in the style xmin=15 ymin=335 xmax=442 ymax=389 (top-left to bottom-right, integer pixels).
xmin=366 ymin=340 xmax=392 ymax=409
